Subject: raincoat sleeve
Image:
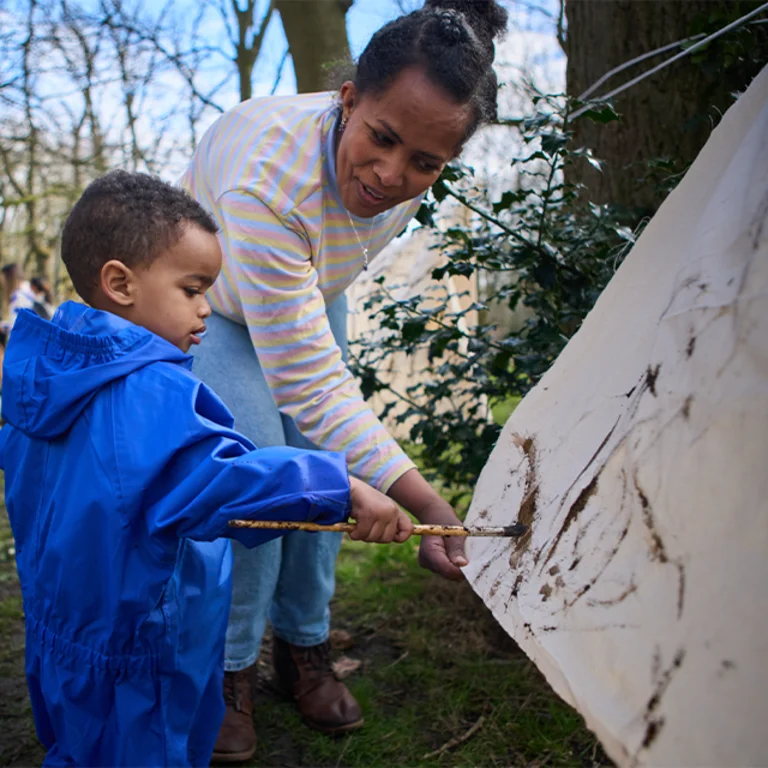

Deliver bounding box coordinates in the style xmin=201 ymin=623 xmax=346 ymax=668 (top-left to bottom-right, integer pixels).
xmin=117 ymin=369 xmax=351 ymax=548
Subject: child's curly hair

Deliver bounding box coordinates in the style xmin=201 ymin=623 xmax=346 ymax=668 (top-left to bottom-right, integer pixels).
xmin=62 ymin=170 xmax=219 ymax=300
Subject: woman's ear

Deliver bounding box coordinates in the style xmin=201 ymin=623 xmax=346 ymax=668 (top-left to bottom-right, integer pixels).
xmin=339 ymin=81 xmax=357 ymax=121
xmin=100 ymin=260 xmax=137 ymax=307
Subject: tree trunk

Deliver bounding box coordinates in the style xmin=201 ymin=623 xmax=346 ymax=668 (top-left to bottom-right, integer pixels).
xmin=276 ymin=0 xmax=352 ymax=93
xmin=231 ymin=0 xmax=264 ymax=102
xmin=564 ymin=0 xmax=736 ymax=213
xmin=21 ymin=0 xmax=50 ymax=277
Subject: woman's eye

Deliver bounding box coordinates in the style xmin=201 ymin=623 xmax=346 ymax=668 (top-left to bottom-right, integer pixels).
xmin=371 ymin=130 xmax=391 ymax=146
xmin=184 ymin=287 xmax=200 ymax=297
xmin=416 ymin=159 xmax=440 ymax=174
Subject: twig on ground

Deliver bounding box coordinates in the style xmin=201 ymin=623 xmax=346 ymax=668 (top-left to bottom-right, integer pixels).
xmin=421 ymin=715 xmax=485 ymax=760
xmin=381 ymin=649 xmax=409 ymax=670
xmin=335 ymin=734 xmax=353 ymax=768
xmin=528 ymin=750 xmax=552 ymax=768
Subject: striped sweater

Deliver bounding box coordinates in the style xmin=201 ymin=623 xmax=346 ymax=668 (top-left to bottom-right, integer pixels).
xmin=179 ymin=92 xmax=421 ymax=492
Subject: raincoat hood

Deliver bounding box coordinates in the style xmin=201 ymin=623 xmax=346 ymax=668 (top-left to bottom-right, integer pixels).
xmin=2 ymin=301 xmax=190 ymax=439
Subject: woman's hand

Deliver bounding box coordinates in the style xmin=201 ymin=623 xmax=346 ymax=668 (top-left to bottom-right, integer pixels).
xmin=415 ymin=500 xmax=468 ymax=581
xmin=348 ymin=477 xmax=413 ymax=544
xmin=387 ymin=469 xmax=469 ymax=581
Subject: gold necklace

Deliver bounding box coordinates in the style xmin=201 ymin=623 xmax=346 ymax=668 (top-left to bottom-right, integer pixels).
xmin=344 ymin=209 xmax=376 ymax=271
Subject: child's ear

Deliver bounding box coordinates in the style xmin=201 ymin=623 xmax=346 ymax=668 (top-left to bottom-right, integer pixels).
xmin=100 ymin=260 xmax=137 ymax=306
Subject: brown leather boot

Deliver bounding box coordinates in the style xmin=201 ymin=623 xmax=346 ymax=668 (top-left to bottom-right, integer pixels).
xmin=273 ymin=637 xmax=364 ymax=735
xmin=211 ymin=668 xmax=257 ymax=764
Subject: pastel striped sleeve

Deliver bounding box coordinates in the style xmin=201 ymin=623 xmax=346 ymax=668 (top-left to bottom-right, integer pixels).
xmin=217 ymin=188 xmax=416 ymax=492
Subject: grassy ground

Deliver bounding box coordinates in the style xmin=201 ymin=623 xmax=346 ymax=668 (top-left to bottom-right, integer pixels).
xmin=246 ymin=537 xmax=607 ymax=767
xmin=0 ymin=499 xmax=46 ymax=767
xmin=0 ymin=493 xmax=607 ymax=767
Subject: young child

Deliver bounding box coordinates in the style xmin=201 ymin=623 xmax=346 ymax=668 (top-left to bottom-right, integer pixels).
xmin=0 ymin=170 xmax=413 ymax=767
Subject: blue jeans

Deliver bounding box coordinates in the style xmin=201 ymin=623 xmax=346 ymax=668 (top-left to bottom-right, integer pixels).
xmin=191 ymin=297 xmax=348 ymax=671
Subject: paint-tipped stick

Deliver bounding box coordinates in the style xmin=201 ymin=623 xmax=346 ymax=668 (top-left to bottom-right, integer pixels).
xmin=228 ymin=520 xmax=528 ymax=537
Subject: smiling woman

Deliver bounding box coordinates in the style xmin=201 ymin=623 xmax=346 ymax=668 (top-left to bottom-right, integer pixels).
xmin=335 ymin=68 xmax=470 ymax=216
xmin=178 ymin=0 xmax=508 ymax=762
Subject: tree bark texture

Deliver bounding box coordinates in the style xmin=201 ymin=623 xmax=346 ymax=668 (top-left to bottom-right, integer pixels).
xmin=276 ymin=0 xmax=352 ymax=94
xmin=564 ymin=0 xmax=738 ymax=213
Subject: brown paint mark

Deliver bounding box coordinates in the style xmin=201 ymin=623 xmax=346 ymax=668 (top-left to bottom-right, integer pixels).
xmin=556 ymin=416 xmax=620 ymax=523
xmin=686 ymin=335 xmax=696 ymax=358
xmin=477 ymin=508 xmax=489 ymax=520
xmin=548 ymin=565 xmax=560 ymax=576
xmin=542 ymin=476 xmax=599 ymax=567
xmin=588 ymin=580 xmax=637 ymax=608
xmin=676 ymin=562 xmax=686 ymax=619
xmin=645 ymin=364 xmax=661 ymax=397
xmin=681 ymin=395 xmax=693 ymax=421
xmin=751 ymin=190 xmax=767 ymax=248
xmin=680 ymin=274 xmax=700 ymax=290
xmin=634 ymin=477 xmax=668 ymax=563
xmin=634 ymin=474 xmax=687 ymax=618
xmin=564 ymin=522 xmax=630 ymax=611
xmin=651 ymin=653 xmax=684 ymax=713
xmin=555 ymin=576 xmax=565 ymax=589
xmin=517 ymin=486 xmax=538 ymax=533
xmin=718 ymin=660 xmax=736 ymax=678
xmin=654 ymin=649 xmax=684 ymax=703
xmin=638 ymin=649 xmax=685 ymax=755
xmin=504 ymin=573 xmax=525 ymax=610
xmin=651 ymin=649 xmax=662 ymax=680
xmin=569 ymin=557 xmax=581 ymax=571
xmin=641 ymin=718 xmax=665 ymax=749
xmin=475 ymin=544 xmax=508 ymax=582
xmin=509 ymin=434 xmax=538 ymax=567
xmin=539 ymin=584 xmax=552 ymax=602
xmin=583 ymin=423 xmax=618 ymax=476
xmin=510 ymin=573 xmax=524 ymax=598
xmin=570 ymin=477 xmax=599 ymax=519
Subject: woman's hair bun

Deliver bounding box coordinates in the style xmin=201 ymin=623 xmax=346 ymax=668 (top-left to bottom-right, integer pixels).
xmin=353 ymin=0 xmax=508 ymax=143
xmin=425 ymin=0 xmax=508 ymax=46
xmin=436 ymin=9 xmax=470 ymax=45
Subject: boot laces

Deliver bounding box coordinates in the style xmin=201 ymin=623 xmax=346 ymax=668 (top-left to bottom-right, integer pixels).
xmin=295 ymin=640 xmax=333 ymax=678
xmin=223 ymin=669 xmax=250 ymax=712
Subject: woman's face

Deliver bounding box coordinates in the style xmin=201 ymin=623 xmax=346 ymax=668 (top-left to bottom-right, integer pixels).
xmin=335 ymin=68 xmax=471 ymax=218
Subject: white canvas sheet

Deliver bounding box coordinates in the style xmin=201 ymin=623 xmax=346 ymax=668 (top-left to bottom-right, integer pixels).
xmin=464 ymin=67 xmax=768 ymax=767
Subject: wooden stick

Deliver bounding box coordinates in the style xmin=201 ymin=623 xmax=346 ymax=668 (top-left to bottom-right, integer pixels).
xmin=421 ymin=715 xmax=486 ymax=760
xmin=227 ymin=520 xmax=527 ymax=537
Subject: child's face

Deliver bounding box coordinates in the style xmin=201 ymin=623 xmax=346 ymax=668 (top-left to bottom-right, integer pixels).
xmin=129 ymin=226 xmax=222 ymax=353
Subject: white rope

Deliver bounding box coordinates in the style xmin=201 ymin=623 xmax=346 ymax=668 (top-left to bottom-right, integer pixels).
xmin=578 ymin=35 xmax=706 ymax=101
xmin=571 ymin=2 xmax=768 ymax=121
xmin=580 ymin=18 xmax=768 ymax=102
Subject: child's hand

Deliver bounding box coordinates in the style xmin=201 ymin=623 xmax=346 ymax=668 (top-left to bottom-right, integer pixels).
xmin=347 ymin=478 xmax=413 ymax=544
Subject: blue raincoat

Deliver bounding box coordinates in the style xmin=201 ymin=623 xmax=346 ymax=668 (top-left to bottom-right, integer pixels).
xmin=0 ymin=302 xmax=351 ymax=767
